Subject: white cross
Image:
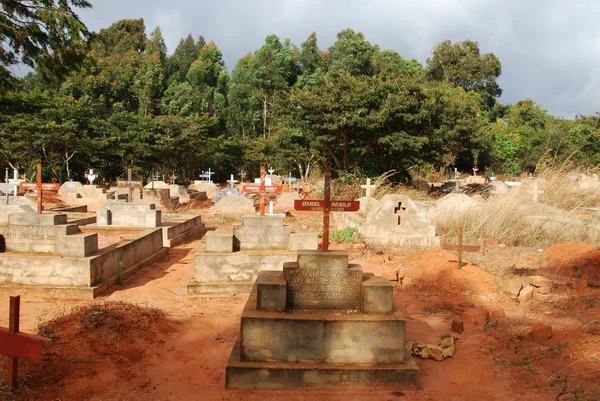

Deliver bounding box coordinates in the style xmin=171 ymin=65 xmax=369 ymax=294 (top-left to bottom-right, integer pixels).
xmin=85 ymin=168 xmax=97 ymax=185
xmin=227 ymin=174 xmax=238 ymax=188
xmin=473 ymin=166 xmax=479 ymax=176
xmin=530 ymin=182 xmax=544 ymax=202
xmin=268 ymin=167 xmax=275 ymax=175
xmin=360 ymin=178 xmax=377 ymax=197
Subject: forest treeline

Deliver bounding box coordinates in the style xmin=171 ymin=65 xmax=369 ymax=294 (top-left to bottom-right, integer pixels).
xmin=1 ymin=17 xmax=600 ymax=183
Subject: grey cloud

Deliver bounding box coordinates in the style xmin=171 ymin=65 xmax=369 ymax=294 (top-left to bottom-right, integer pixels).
xmin=78 ymin=0 xmax=600 ymax=117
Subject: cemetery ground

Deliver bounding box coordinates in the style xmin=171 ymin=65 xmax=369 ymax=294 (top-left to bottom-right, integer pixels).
xmin=1 ymin=195 xmax=600 ymax=400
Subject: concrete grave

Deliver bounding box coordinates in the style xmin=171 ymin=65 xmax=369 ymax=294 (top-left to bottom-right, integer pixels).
xmin=210 ymin=194 xmax=255 ymax=215
xmin=226 ymin=250 xmax=418 ymax=389
xmin=0 ymin=205 xmax=35 ymax=225
xmin=96 ymin=201 xmax=205 ymax=248
xmin=65 ymin=185 xmax=109 ymax=212
xmin=58 ymin=181 xmax=83 ymax=198
xmin=188 ymin=215 xmax=318 ymax=293
xmin=140 ymin=188 xmax=178 ymax=210
xmin=430 ymin=193 xmax=479 ymax=222
xmin=488 ymin=180 xmax=510 ymax=194
xmin=273 ymin=191 xmax=301 ymax=212
xmin=189 ymin=181 xmax=219 ymax=198
xmin=336 ymin=194 xmax=439 ymax=248
xmin=466 ymin=175 xmax=486 ymax=185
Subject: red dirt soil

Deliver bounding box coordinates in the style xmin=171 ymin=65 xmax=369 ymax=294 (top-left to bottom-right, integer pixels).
xmin=0 ymin=219 xmax=599 ymax=400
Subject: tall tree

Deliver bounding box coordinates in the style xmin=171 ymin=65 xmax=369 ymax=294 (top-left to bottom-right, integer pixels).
xmin=328 ymin=29 xmax=375 ymax=76
xmin=0 ymin=0 xmax=92 ymax=87
xmin=426 ymin=40 xmax=502 ymax=108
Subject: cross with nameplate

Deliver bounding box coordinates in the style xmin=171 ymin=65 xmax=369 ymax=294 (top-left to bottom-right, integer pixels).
xmin=441 ymin=227 xmax=483 ymax=269
xmin=286 ymin=172 xmax=297 ymax=192
xmin=0 ymin=296 xmax=50 ymax=388
xmin=360 ymin=178 xmax=377 ymax=197
xmin=294 ymin=161 xmax=360 ymax=251
xmin=19 ymin=161 xmax=60 ymax=213
xmin=243 ymin=163 xmax=283 ymax=216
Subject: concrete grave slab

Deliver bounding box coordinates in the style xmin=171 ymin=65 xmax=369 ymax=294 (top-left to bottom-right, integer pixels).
xmin=210 ymin=194 xmax=254 ymax=215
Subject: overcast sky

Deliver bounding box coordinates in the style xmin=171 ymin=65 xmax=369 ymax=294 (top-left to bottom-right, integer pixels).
xmin=77 ymin=0 xmax=600 ymax=118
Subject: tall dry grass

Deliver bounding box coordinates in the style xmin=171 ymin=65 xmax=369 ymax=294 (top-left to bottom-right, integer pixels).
xmin=433 ymin=163 xmax=600 ymax=247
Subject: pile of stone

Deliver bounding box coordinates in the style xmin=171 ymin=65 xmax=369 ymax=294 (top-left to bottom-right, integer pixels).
xmin=510 ymin=275 xmax=554 ymax=304
xmin=407 ymin=336 xmax=456 ymax=362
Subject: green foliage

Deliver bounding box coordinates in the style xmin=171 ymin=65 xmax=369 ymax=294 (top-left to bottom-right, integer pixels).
xmin=330 ymin=227 xmax=360 ymax=243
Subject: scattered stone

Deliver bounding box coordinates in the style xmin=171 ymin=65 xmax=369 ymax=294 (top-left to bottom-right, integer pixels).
xmin=531 ymin=323 xmax=553 ymax=340
xmin=409 ymin=337 xmax=455 ymax=362
xmin=508 ymin=278 xmax=525 ymax=297
xmin=533 ymin=292 xmax=553 ymax=301
xmin=352 ymin=242 xmax=366 ymax=250
xmin=451 ymin=317 xmax=464 ymax=333
xmin=518 ymin=286 xmax=534 ymax=304
xmin=462 ymin=308 xmax=489 ymax=327
xmin=457 ymin=301 xmax=475 ymax=308
xmin=527 ymin=275 xmax=553 ymax=294
xmin=498 ymin=244 xmax=507 ymax=250
xmin=383 ymin=269 xmax=399 ymax=282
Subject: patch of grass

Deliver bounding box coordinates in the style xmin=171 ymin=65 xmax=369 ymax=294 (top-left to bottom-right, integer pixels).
xmin=330 ymin=227 xmax=360 ymax=243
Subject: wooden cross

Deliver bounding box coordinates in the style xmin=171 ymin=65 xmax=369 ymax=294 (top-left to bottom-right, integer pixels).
xmin=0 ymin=296 xmax=49 ymax=388
xmin=239 ymin=169 xmax=246 ymax=183
xmin=19 ymin=161 xmax=60 ymax=213
xmin=441 ymin=227 xmax=482 ymax=269
xmin=227 ymin=174 xmax=238 ymax=188
xmin=360 ymin=178 xmax=377 ymax=197
xmin=243 ymin=163 xmax=283 ymax=216
xmin=394 ymin=202 xmax=407 ymax=225
xmin=294 ymin=161 xmax=360 ymax=251
xmin=530 ymin=182 xmax=544 ymax=202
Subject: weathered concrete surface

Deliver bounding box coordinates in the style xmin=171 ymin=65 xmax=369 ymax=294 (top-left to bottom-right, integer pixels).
xmin=0 ymin=205 xmax=35 ymax=224
xmin=58 ymin=181 xmax=83 ymax=198
xmin=56 ymin=232 xmax=98 ymax=257
xmin=190 ymin=181 xmax=219 ymax=198
xmin=98 ymin=201 xmax=161 ymax=228
xmin=141 ymin=188 xmax=178 ymax=210
xmin=288 ymin=232 xmax=318 ymax=250
xmin=0 ymin=228 xmax=164 ymax=289
xmin=0 ymin=213 xmax=80 ymax=253
xmin=256 ymin=271 xmax=287 ymax=312
xmin=193 ymin=249 xmax=297 ymax=284
xmin=233 ymin=215 xmax=290 ymax=250
xmin=160 ymin=214 xmax=205 ymax=247
xmin=362 ymin=275 xmax=394 ymax=314
xmin=274 ymin=191 xmax=301 ymax=212
xmin=211 ymin=195 xmax=254 ymax=215
xmin=205 ymin=230 xmax=234 ymax=252
xmin=336 ymin=194 xmax=440 ymax=248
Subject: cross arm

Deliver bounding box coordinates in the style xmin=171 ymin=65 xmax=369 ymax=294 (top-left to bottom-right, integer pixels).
xmin=0 ymin=328 xmax=49 ymax=362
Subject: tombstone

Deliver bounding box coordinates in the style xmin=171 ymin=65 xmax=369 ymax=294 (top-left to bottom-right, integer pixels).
xmin=210 ymin=194 xmax=255 ymax=215
xmin=336 ymin=194 xmax=439 ymax=247
xmin=465 ymin=175 xmax=486 ymax=185
xmin=97 ymin=201 xmax=161 ymax=228
xmin=141 ymin=188 xmax=178 ymax=210
xmin=189 ymin=215 xmax=318 ymax=293
xmin=190 ymin=181 xmax=219 ymax=199
xmin=225 ymin=250 xmax=418 ymax=389
xmin=274 ymin=191 xmax=302 ymax=212
xmin=58 ymin=180 xmax=83 ymax=198
xmin=430 ymin=193 xmax=479 ymax=222
xmin=211 ymin=187 xmax=247 ymax=203
xmin=488 ymin=180 xmax=510 ymax=194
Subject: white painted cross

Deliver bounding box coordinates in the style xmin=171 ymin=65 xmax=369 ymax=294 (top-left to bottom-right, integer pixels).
xmin=170 ymin=172 xmax=177 ymax=185
xmin=202 ymin=168 xmax=215 ymax=181
xmin=472 ymin=166 xmax=479 ymax=176
xmin=268 ymin=167 xmax=275 ymax=175
xmin=530 ymin=182 xmax=544 ymax=202
xmin=360 ymin=178 xmax=377 ymax=197
xmin=227 ymin=174 xmax=238 ymax=188
xmin=85 ymin=168 xmax=97 ymax=185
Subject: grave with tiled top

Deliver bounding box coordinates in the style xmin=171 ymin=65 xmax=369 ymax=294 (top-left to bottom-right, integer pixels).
xmin=225 ymin=249 xmax=419 ymax=389
xmin=188 ymin=215 xmax=318 ymax=294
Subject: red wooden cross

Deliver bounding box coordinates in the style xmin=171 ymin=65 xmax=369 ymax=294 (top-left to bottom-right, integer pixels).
xmin=19 ymin=161 xmax=60 ymax=213
xmin=243 ymin=163 xmax=284 ymax=216
xmin=294 ymin=161 xmax=360 ymax=251
xmin=0 ymin=296 xmax=49 ymax=388
xmin=440 ymin=227 xmax=482 ymax=269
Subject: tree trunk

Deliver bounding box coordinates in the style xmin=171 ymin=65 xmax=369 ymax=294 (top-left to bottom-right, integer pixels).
xmin=325 ymin=145 xmax=342 ymax=169
xmin=343 ymin=133 xmax=349 ymax=171
xmin=262 ymin=98 xmax=267 ymax=139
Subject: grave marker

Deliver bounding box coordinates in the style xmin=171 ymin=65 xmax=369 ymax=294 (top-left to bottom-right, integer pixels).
xmin=294 ymin=161 xmax=360 ymax=250
xmin=530 ymin=181 xmax=544 ymax=202
xmin=286 ymin=172 xmax=297 ymax=192
xmin=19 ymin=161 xmax=60 ymax=213
xmin=0 ymin=296 xmax=50 ymax=388
xmin=85 ymin=168 xmax=97 ymax=185
xmin=473 ymin=166 xmax=479 ymax=176
xmin=202 ymin=168 xmax=215 ymax=181
xmin=227 ymin=174 xmax=238 ymax=188
xmin=441 ymin=227 xmax=482 ymax=269
xmin=116 ymin=169 xmax=142 ymax=202
xmin=243 ymin=163 xmax=283 ymax=216
xmin=360 ymin=178 xmax=377 ymax=197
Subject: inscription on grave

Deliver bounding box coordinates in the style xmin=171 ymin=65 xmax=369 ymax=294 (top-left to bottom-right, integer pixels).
xmin=7 ymin=225 xmax=64 ymax=240
xmin=284 ymin=264 xmax=363 ymax=310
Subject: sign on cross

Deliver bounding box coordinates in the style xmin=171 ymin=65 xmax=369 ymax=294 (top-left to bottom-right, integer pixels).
xmin=294 ymin=161 xmax=360 ymax=251
xmin=286 ymin=172 xmax=297 ymax=192
xmin=243 ymin=163 xmax=283 ymax=216
xmin=360 ymin=178 xmax=377 ymax=197
xmin=441 ymin=227 xmax=483 ymax=269
xmin=19 ymin=161 xmax=60 ymax=213
xmin=0 ymin=296 xmax=49 ymax=388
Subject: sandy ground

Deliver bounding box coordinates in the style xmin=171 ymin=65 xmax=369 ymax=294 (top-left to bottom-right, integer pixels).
xmin=0 ymin=211 xmax=599 ymax=401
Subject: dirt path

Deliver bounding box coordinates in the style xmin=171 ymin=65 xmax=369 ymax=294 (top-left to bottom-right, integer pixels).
xmin=1 ymin=234 xmax=599 ymax=400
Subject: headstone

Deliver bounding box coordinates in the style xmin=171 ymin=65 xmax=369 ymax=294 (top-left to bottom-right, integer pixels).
xmin=225 ymin=250 xmax=418 ymax=389
xmin=233 ymin=215 xmax=291 ymax=250
xmin=430 ymin=193 xmax=479 ymax=220
xmin=210 ymin=194 xmax=255 ymax=215
xmin=274 ymin=191 xmax=302 ymax=212
xmin=58 ymin=180 xmax=83 ymax=198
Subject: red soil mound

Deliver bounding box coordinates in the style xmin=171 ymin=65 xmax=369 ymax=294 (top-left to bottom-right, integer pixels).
xmin=544 ymin=243 xmax=600 ymax=285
